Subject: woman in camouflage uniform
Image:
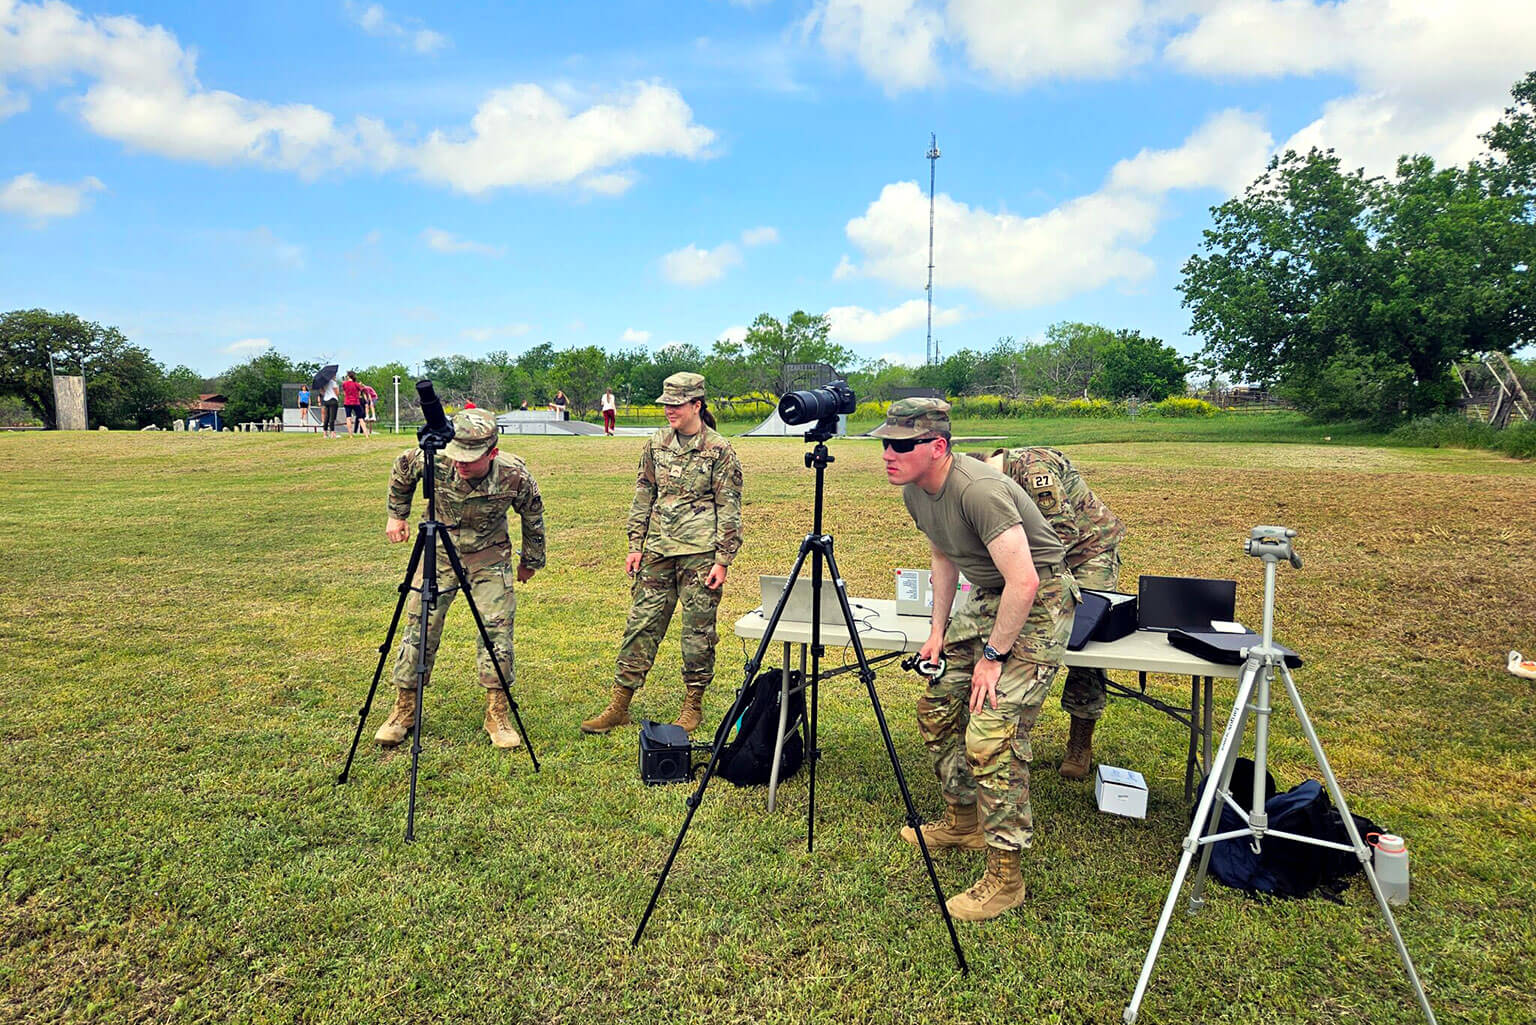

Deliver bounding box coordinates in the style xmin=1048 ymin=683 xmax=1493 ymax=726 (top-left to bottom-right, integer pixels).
xmin=582 ymin=372 xmax=744 ymax=735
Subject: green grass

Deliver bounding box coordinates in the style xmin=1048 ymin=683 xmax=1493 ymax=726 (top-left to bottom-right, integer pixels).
xmin=2 ymin=431 xmax=1534 ymax=1024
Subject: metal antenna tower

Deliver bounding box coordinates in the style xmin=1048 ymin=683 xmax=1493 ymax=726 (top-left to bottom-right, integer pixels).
xmin=925 ymin=133 xmax=941 ymax=366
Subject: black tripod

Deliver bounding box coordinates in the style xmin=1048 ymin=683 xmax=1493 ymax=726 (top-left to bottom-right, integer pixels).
xmin=337 ymin=427 xmax=540 ymax=841
xmin=632 ymin=425 xmax=968 ymax=972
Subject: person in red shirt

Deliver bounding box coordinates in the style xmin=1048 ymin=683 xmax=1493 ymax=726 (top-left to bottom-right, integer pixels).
xmin=341 ymin=372 xmax=364 ymax=435
xmin=360 ymin=382 xmax=378 ymax=434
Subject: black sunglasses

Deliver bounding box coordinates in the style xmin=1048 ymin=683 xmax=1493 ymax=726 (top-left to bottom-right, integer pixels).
xmin=880 ymin=437 xmax=937 ymax=454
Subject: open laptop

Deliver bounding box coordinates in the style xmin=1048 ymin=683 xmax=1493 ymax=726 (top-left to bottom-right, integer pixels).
xmin=1137 ymin=575 xmax=1237 ymax=633
xmin=758 ymin=575 xmax=847 ymax=625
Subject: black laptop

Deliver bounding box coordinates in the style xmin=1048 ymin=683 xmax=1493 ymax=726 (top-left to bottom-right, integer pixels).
xmin=1137 ymin=575 xmax=1237 ymax=633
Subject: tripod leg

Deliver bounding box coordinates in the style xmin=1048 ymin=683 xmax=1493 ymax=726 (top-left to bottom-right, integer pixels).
xmin=1280 ymin=665 xmax=1439 ymax=1025
xmin=1124 ymin=655 xmax=1260 ymax=1024
xmin=634 ymin=539 xmax=815 ymax=947
xmin=821 ymin=544 xmax=968 ymax=974
xmin=632 ymin=676 xmax=759 ymax=945
xmin=1188 ymin=660 xmax=1262 ymax=909
xmin=438 ymin=531 xmax=540 ymax=772
xmin=339 ymin=527 xmax=428 ymax=784
xmin=404 ymin=523 xmax=451 ymax=843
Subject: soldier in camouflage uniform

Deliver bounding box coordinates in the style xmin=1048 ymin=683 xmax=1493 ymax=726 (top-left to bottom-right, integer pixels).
xmin=875 ymin=398 xmax=1078 ymax=922
xmin=974 ymin=447 xmax=1125 ymax=780
xmin=582 ymin=372 xmax=744 ymax=736
xmin=375 ymin=408 xmax=546 ymax=750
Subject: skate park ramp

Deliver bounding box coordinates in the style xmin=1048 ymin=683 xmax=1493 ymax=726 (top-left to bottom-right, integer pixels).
xmin=495 ymin=412 xmax=648 ymax=436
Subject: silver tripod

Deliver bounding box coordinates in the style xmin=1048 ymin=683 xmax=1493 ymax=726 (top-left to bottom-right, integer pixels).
xmin=1124 ymin=526 xmax=1437 ymax=1024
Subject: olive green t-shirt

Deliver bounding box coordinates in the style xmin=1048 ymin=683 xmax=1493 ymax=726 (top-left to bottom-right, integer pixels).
xmin=902 ymin=455 xmax=1067 ymax=590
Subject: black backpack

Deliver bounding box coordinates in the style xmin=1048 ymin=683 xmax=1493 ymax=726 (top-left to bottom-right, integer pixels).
xmin=1197 ymin=758 xmax=1386 ymax=902
xmin=716 ymin=667 xmax=806 ymax=786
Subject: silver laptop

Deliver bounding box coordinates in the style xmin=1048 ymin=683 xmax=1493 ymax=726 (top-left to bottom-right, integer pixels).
xmin=758 ymin=575 xmax=846 ymax=624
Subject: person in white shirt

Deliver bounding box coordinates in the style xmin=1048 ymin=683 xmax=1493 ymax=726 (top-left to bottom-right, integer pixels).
xmin=601 ymin=388 xmax=617 ymax=435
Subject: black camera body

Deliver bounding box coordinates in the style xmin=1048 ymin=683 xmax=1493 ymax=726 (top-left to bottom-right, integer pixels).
xmin=778 ymin=380 xmax=856 ymax=438
xmin=639 ymin=720 xmax=696 ymax=785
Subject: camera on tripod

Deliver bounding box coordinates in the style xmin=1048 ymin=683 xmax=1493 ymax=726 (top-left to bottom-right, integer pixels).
xmin=778 ymin=380 xmax=856 ymax=438
xmin=415 ymin=379 xmax=455 ymax=448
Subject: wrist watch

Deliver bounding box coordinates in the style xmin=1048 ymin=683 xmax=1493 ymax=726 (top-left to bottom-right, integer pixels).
xmin=982 ymin=643 xmax=1011 ymax=663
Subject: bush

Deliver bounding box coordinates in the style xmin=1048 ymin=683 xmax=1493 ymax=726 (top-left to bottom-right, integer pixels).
xmin=1144 ymin=396 xmax=1220 ymax=418
xmin=1387 ymin=413 xmax=1536 ymax=458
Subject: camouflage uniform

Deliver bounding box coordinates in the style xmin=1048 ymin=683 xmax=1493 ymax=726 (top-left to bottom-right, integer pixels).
xmin=875 ymin=399 xmax=1079 ymax=854
xmin=614 ymin=376 xmax=744 ymax=694
xmin=920 ymin=570 xmax=1077 ymax=850
xmin=993 ymin=447 xmax=1125 ymax=721
xmin=387 ymin=415 xmax=546 ymax=693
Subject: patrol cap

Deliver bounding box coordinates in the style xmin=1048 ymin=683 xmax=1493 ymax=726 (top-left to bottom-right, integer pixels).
xmin=869 ymin=397 xmax=951 ymax=440
xmin=443 ymin=408 xmax=499 ymax=460
xmin=656 ymin=372 xmax=706 ymax=405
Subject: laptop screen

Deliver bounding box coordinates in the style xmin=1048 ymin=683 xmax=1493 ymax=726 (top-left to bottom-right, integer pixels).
xmin=1137 ymin=575 xmax=1237 ymax=633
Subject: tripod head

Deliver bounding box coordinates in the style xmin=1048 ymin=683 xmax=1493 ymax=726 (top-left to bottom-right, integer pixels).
xmin=1245 ymin=525 xmax=1302 ymax=569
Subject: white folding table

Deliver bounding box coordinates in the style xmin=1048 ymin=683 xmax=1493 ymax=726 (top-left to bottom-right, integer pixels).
xmin=732 ymin=597 xmax=1243 ymax=810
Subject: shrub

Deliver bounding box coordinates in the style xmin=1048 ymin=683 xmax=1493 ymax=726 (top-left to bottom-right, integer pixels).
xmin=1144 ymin=396 xmax=1220 ymax=418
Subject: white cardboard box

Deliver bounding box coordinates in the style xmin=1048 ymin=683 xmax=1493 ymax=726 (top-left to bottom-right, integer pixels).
xmin=1095 ymin=765 xmax=1148 ymax=819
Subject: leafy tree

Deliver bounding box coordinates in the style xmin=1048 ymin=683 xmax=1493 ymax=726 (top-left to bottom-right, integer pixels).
xmin=0 ymin=309 xmax=178 ymax=428
xmin=846 ymin=357 xmax=916 ymax=400
xmin=1030 ymin=321 xmax=1116 ymax=398
xmin=218 ymin=350 xmax=317 ymax=425
xmin=1090 ymin=330 xmax=1190 ymax=400
xmin=1181 ymin=103 xmax=1536 ymax=422
xmin=549 ymin=345 xmax=609 ymax=415
xmin=743 ymin=311 xmax=853 ymax=393
xmin=702 ymin=339 xmax=753 ymax=404
xmin=605 ymin=346 xmax=654 ymax=404
xmin=914 ymin=348 xmax=980 ymax=396
xmin=515 ymin=342 xmax=558 ymax=403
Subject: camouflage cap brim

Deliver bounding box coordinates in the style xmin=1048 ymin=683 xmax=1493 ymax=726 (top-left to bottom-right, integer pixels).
xmin=443 ymin=435 xmax=496 ymax=460
xmin=868 ymin=421 xmax=937 ymax=440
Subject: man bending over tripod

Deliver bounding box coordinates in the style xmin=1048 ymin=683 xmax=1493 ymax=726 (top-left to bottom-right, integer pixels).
xmin=377 ymin=408 xmax=546 ymax=750
xmin=874 ymin=399 xmax=1078 ymax=922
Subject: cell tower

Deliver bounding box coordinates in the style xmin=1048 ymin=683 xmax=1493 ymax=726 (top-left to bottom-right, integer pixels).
xmin=925 ymin=133 xmax=941 ymax=366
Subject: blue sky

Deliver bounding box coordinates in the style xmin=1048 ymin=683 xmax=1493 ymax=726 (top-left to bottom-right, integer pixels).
xmin=2 ymin=1 xmax=1533 ymax=377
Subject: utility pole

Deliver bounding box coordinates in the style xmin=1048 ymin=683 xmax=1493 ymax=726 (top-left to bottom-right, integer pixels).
xmin=925 ymin=133 xmax=941 ymax=366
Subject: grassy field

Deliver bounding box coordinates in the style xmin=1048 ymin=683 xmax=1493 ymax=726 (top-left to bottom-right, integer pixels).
xmin=2 ymin=425 xmax=1533 ymax=1024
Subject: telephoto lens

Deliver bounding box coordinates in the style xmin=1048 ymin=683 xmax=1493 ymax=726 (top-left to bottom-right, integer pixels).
xmin=416 ymin=379 xmax=455 ymax=442
xmin=778 ymin=380 xmax=857 ymax=426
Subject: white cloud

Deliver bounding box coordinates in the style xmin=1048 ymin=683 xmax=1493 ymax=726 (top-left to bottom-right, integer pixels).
xmin=1166 ymin=0 xmax=1536 ymax=177
xmin=716 ymin=324 xmax=749 ymax=345
xmin=0 ymin=172 xmax=103 ymax=222
xmin=874 ymin=350 xmax=929 ymax=368
xmin=421 ymin=227 xmax=505 ymax=257
xmin=804 ymin=0 xmax=945 ymax=94
xmin=825 ymin=300 xmax=965 ymax=344
xmin=346 ymin=2 xmax=449 ymax=55
xmin=1107 ymin=108 xmax=1274 ymax=196
xmin=832 ymin=254 xmax=857 ymax=279
xmin=461 ymin=323 xmax=531 ymax=342
xmin=947 ymin=0 xmax=1156 ymax=84
xmin=621 ymin=327 xmax=652 ymax=343
xmin=413 ymin=82 xmax=715 ymax=195
xmin=0 ymin=2 xmax=713 ymax=193
xmin=0 ymin=82 xmax=27 ymax=119
xmin=840 ymin=109 xmax=1272 ymax=308
xmin=223 ymin=337 xmax=272 ymax=354
xmin=661 ymin=241 xmax=742 ymax=285
xmin=740 ymin=225 xmax=779 ymax=246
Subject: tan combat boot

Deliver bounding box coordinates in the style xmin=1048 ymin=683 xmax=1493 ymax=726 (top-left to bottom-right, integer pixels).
xmin=375 ymin=689 xmax=416 ymax=747
xmin=484 ymin=689 xmax=522 ymax=749
xmin=580 ymin=684 xmax=635 ymax=735
xmin=899 ymin=803 xmax=987 ymax=853
xmin=946 ymin=847 xmax=1026 ymax=922
xmin=1059 ymin=717 xmax=1096 ymax=780
xmin=674 ymin=687 xmax=706 ymax=732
